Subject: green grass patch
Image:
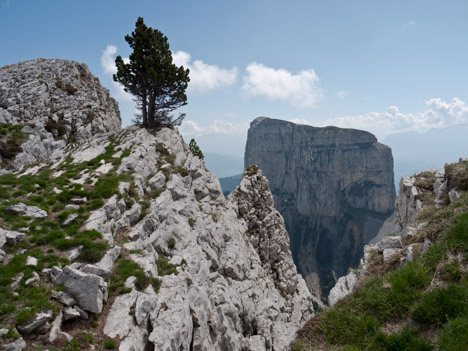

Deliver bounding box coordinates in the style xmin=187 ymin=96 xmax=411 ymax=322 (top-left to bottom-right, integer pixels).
xmin=155 ymin=254 xmax=177 ymax=276
xmin=411 ymin=284 xmax=468 ymax=326
xmin=437 ymin=317 xmax=468 ymax=351
xmin=113 ymin=258 xmax=150 ymax=291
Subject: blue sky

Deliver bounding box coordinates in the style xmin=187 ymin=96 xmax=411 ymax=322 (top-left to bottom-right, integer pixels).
xmin=1 ymin=0 xmax=468 ymax=155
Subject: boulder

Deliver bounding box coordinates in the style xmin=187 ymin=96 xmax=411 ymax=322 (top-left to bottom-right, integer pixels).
xmin=5 ymin=203 xmax=47 ymax=218
xmin=376 ymin=236 xmax=403 ymax=252
xmin=63 ymin=307 xmax=81 ymax=321
xmin=3 ymin=337 xmax=26 ymax=351
xmin=82 ymin=264 xmax=112 ymax=280
xmin=51 ymin=290 xmax=76 ymax=307
xmin=26 ymin=256 xmax=38 ymax=266
xmin=53 ymin=266 xmax=107 ymax=313
xmin=17 ymin=311 xmax=52 ymax=334
xmin=149 ymin=171 xmax=166 ymax=190
xmin=1 ymin=228 xmax=26 ymax=248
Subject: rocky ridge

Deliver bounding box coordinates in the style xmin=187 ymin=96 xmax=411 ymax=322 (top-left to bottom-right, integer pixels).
xmin=0 ymin=61 xmax=313 ymax=350
xmin=244 ymin=117 xmax=395 ymax=300
xmin=328 ymin=158 xmax=468 ymax=306
xmin=0 ymin=59 xmax=121 ymax=173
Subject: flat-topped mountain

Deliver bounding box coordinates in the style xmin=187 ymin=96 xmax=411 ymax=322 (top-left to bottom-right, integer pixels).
xmin=245 ymin=117 xmax=395 ymax=300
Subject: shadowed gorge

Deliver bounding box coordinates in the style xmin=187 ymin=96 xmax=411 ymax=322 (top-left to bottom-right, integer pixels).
xmin=244 ymin=117 xmax=395 ymax=300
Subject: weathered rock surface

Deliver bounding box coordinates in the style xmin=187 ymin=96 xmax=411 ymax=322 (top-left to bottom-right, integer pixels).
xmin=80 ymin=126 xmax=314 ymax=350
xmin=328 ymin=159 xmax=467 ymax=305
xmin=5 ymin=203 xmax=47 ymax=219
xmin=51 ymin=266 xmax=107 ymax=313
xmin=17 ymin=311 xmax=52 ymax=334
xmin=1 ymin=60 xmax=314 ymax=349
xmin=244 ymin=117 xmax=395 ymax=299
xmin=328 ymin=271 xmax=358 ymax=307
xmin=2 ymin=337 xmax=26 ymax=351
xmin=0 ymin=59 xmax=121 ymax=172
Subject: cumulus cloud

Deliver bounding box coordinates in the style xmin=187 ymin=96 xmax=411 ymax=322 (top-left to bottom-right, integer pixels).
xmin=179 ymin=120 xmax=249 ymax=137
xmin=317 ymin=98 xmax=468 ymax=138
xmin=100 ymin=45 xmax=133 ymax=102
xmin=172 ymin=51 xmax=238 ymax=93
xmin=242 ymin=62 xmax=323 ymax=108
xmin=101 ymin=45 xmax=118 ymax=75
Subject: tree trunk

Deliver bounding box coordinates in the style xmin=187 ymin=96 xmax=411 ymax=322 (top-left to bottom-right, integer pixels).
xmin=142 ymin=94 xmax=148 ymax=128
xmin=148 ymin=93 xmax=155 ymax=128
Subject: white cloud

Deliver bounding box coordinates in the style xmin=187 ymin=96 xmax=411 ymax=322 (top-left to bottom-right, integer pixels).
xmin=179 ymin=120 xmax=249 ymax=137
xmin=402 ymin=20 xmax=416 ymax=29
xmin=100 ymin=45 xmax=133 ymax=103
xmin=172 ymin=51 xmax=238 ymax=93
xmin=316 ymin=98 xmax=468 ymax=138
xmin=101 ymin=45 xmax=118 ymax=75
xmin=242 ymin=62 xmax=323 ymax=108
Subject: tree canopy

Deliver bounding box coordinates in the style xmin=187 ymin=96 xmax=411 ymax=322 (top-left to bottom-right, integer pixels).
xmin=114 ymin=17 xmax=190 ymax=128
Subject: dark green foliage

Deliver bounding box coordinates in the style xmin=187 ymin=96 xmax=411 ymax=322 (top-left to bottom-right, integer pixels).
xmin=440 ymin=262 xmax=462 ymax=282
xmin=0 ymin=123 xmax=28 ymax=161
xmin=437 ymin=317 xmax=468 ymax=351
xmin=94 ymin=174 xmax=120 ymax=198
xmin=114 ymin=259 xmax=150 ymax=291
xmin=151 ymin=277 xmax=162 ymax=292
xmin=320 ymin=307 xmax=379 ymax=346
xmin=113 ymin=17 xmax=190 ymax=128
xmin=168 ymin=237 xmax=176 ymax=249
xmin=411 ymin=284 xmax=468 ymax=325
xmin=155 ymin=254 xmax=177 ymax=276
xmin=104 ymin=338 xmax=116 ymax=349
xmin=189 ymin=138 xmax=204 ymax=160
xmin=372 ymin=327 xmax=433 ymax=351
xmin=54 ymin=230 xmax=107 ymax=263
xmin=354 ymin=262 xmax=431 ymax=322
xmin=445 ymin=212 xmax=468 ymax=251
xmin=188 ymin=218 xmax=195 ymax=228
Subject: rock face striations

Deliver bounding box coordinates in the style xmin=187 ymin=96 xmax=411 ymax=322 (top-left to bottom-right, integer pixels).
xmin=245 ymin=117 xmax=395 ymax=300
xmin=0 ymin=60 xmax=313 ymax=351
xmin=327 ymin=158 xmax=468 ymax=306
xmin=0 ymin=59 xmax=121 ymax=172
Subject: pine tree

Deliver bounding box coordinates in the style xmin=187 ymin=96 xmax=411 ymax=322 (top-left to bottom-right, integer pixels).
xmin=114 ymin=17 xmax=190 ymax=128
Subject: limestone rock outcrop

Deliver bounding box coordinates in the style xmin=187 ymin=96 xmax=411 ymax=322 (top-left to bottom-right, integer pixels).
xmin=244 ymin=117 xmax=395 ymax=300
xmin=1 ymin=125 xmax=313 ymax=350
xmin=328 ymin=159 xmax=467 ymax=306
xmin=0 ymin=59 xmax=313 ymax=350
xmin=0 ymin=59 xmax=121 ymax=172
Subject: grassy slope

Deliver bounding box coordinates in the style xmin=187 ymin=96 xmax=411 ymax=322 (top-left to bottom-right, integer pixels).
xmin=0 ymin=129 xmax=182 ymax=350
xmin=293 ymin=161 xmax=468 ymax=351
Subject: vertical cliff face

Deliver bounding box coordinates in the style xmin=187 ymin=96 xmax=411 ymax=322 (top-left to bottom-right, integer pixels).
xmin=244 ymin=117 xmax=395 ymax=300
